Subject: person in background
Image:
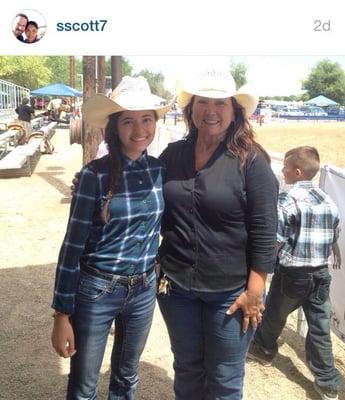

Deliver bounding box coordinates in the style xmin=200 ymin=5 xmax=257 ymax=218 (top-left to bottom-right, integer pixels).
xmin=157 ymin=69 xmax=278 ymax=400
xmin=248 ymin=146 xmax=342 ymax=400
xmin=24 ymin=21 xmax=39 ymax=43
xmin=257 ymin=101 xmax=267 ymax=126
xmin=51 ymin=76 xmax=170 ymax=400
xmin=15 ymin=97 xmax=35 ymax=138
xmin=35 ymin=97 xmax=44 ymax=110
xmin=12 ymin=13 xmax=28 ymax=41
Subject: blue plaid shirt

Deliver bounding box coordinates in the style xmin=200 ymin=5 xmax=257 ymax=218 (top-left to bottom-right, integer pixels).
xmin=277 ymin=181 xmax=340 ymax=268
xmin=52 ymin=152 xmax=164 ymax=314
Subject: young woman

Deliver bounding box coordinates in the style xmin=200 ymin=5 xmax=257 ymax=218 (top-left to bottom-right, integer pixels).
xmin=51 ymin=76 xmax=170 ymax=400
xmin=24 ymin=21 xmax=39 ymax=43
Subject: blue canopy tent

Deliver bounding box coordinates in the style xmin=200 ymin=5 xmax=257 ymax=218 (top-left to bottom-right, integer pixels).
xmin=305 ymin=95 xmax=339 ymax=107
xmin=31 ymin=83 xmax=82 ymax=97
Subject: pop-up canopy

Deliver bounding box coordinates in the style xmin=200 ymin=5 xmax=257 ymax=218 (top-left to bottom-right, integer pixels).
xmin=31 ymin=83 xmax=82 ymax=97
xmin=305 ymin=95 xmax=339 ymax=106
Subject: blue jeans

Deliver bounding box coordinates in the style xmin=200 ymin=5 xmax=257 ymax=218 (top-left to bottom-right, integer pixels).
xmin=66 ymin=268 xmax=156 ymax=400
xmin=253 ymin=265 xmax=342 ymax=391
xmin=158 ymin=281 xmax=253 ymax=400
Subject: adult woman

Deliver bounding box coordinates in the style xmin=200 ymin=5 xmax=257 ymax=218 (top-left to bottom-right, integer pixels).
xmin=24 ymin=21 xmax=39 ymax=43
xmin=51 ymin=76 xmax=170 ymax=399
xmin=157 ymin=69 xmax=278 ymax=399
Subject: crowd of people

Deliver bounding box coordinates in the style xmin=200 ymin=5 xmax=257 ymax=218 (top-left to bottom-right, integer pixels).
xmin=50 ymin=69 xmax=342 ymax=400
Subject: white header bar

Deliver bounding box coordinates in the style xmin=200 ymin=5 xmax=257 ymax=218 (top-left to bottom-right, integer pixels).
xmin=1 ymin=0 xmax=344 ymax=55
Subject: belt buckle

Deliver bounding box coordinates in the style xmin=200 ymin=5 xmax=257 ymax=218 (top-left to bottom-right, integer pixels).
xmin=129 ymin=276 xmax=136 ymax=286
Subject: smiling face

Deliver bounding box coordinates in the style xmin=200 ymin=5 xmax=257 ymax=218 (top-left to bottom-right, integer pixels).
xmin=191 ymin=96 xmax=234 ymax=140
xmin=117 ymin=110 xmax=156 ymax=160
xmin=13 ymin=16 xmax=27 ymax=37
xmin=25 ymin=23 xmax=38 ymax=42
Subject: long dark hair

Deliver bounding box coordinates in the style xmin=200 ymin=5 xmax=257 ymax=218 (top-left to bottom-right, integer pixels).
xmin=104 ymin=112 xmax=123 ymax=195
xmin=183 ymin=96 xmax=270 ymax=166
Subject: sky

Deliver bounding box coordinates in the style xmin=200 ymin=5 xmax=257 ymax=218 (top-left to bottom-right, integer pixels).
xmin=127 ymin=55 xmax=345 ymax=97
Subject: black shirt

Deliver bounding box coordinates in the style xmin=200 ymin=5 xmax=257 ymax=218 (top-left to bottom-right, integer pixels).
xmin=15 ymin=104 xmax=34 ymax=122
xmin=158 ymin=138 xmax=278 ymax=292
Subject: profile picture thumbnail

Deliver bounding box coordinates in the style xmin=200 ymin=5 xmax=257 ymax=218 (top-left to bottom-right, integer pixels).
xmin=12 ymin=9 xmax=47 ymax=44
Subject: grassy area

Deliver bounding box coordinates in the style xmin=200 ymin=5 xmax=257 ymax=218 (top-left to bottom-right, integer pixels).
xmin=255 ymin=122 xmax=345 ymax=168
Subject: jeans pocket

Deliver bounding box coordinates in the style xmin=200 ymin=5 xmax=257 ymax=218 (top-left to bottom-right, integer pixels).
xmin=281 ymin=272 xmax=313 ymax=299
xmin=313 ymin=274 xmax=331 ymax=305
xmin=77 ymin=273 xmax=111 ymax=302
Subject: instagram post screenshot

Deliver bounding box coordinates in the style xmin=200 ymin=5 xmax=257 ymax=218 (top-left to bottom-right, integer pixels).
xmin=1 ymin=1 xmax=345 ymax=399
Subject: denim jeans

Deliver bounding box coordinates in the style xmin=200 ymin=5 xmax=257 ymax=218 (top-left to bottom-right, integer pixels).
xmin=66 ymin=268 xmax=156 ymax=400
xmin=253 ymin=265 xmax=342 ymax=391
xmin=158 ymin=281 xmax=253 ymax=400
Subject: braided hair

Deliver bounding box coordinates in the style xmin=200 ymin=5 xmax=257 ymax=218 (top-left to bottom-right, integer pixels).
xmin=104 ymin=112 xmax=123 ymax=195
xmin=100 ymin=112 xmax=123 ymax=223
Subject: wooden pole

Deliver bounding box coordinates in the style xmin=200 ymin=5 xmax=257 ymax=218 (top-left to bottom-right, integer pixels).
xmin=82 ymin=56 xmax=103 ymax=165
xmin=111 ymin=56 xmax=122 ymax=89
xmin=69 ymin=56 xmax=76 ymax=88
xmin=97 ymin=56 xmax=106 ymax=95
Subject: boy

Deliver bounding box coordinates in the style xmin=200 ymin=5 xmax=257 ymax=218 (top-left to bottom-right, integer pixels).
xmin=247 ymin=146 xmax=342 ymax=400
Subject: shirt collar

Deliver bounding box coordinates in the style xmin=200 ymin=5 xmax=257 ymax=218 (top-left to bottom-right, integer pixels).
xmin=292 ymin=180 xmax=315 ymax=189
xmin=121 ymin=151 xmax=149 ymax=169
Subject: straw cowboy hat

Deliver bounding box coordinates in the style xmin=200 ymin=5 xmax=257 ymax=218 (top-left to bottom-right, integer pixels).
xmin=83 ymin=76 xmax=171 ymax=128
xmin=177 ymin=69 xmax=258 ymax=117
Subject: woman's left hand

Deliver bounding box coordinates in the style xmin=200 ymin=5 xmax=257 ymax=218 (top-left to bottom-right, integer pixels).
xmin=226 ymin=290 xmax=264 ymax=333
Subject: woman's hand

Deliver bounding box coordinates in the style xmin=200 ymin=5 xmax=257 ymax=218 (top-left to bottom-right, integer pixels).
xmin=226 ymin=290 xmax=265 ymax=333
xmin=51 ymin=314 xmax=76 ymax=358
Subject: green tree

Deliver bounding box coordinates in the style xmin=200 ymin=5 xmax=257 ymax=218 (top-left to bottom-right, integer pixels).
xmin=105 ymin=57 xmax=133 ymax=78
xmin=121 ymin=57 xmax=133 ymax=77
xmin=230 ymin=62 xmax=247 ymax=89
xmin=45 ymin=56 xmax=70 ymax=84
xmin=302 ymin=59 xmax=345 ymax=104
xmin=0 ymin=56 xmax=51 ymax=89
xmin=134 ymin=69 xmax=172 ymax=100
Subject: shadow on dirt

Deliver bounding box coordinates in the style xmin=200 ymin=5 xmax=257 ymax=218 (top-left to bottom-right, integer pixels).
xmin=0 ymin=263 xmax=173 ymax=400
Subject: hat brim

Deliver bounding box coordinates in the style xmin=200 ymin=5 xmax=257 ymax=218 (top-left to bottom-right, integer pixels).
xmin=83 ymin=94 xmax=171 ymax=128
xmin=177 ymin=86 xmax=258 ymax=118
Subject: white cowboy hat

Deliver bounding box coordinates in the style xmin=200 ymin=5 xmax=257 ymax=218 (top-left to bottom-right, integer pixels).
xmin=177 ymin=69 xmax=258 ymax=117
xmin=83 ymin=76 xmax=171 ymax=128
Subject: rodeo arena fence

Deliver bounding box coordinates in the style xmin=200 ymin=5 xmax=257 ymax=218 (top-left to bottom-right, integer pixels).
xmin=152 ymin=123 xmax=345 ymax=343
xmin=0 ymin=79 xmax=57 ymax=178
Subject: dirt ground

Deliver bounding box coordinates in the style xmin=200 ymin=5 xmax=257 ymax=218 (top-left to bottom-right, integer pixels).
xmin=1 ymin=126 xmax=345 ymax=400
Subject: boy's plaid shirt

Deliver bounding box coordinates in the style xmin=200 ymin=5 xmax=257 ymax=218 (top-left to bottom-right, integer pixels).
xmin=277 ymin=181 xmax=340 ymax=268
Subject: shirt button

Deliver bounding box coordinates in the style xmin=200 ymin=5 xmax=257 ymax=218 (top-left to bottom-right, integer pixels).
xmin=192 ymin=246 xmax=196 ymax=251
xmin=189 ymin=208 xmax=193 ymax=214
xmin=139 ymin=180 xmax=143 ymax=184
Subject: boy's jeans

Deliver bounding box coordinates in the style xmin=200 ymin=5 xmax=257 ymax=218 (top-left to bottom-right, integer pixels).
xmin=66 ymin=269 xmax=156 ymax=400
xmin=158 ymin=282 xmax=253 ymax=400
xmin=254 ymin=265 xmax=342 ymax=391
